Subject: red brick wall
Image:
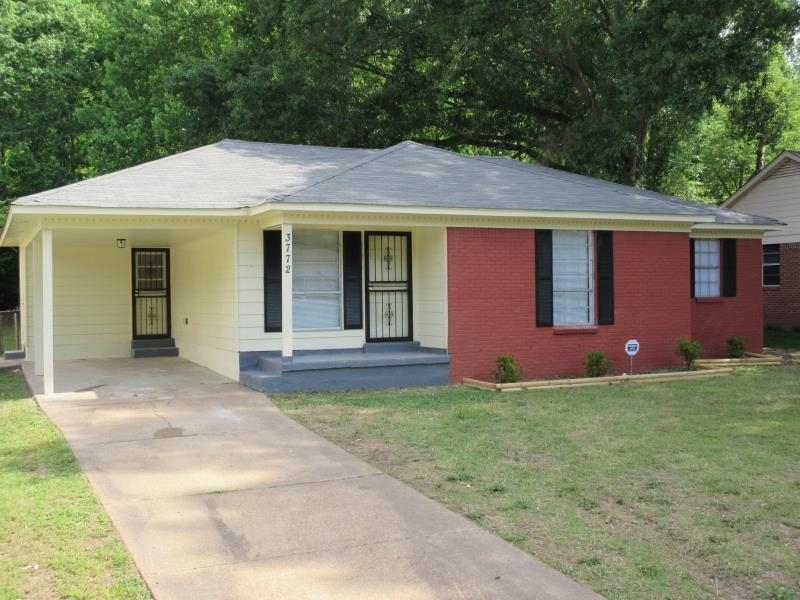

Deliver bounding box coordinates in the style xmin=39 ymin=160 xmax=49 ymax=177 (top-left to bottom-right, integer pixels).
xmin=446 ymin=228 xmax=692 ymax=382
xmin=763 ymin=242 xmax=800 ymax=329
xmin=690 ymin=239 xmax=764 ymax=356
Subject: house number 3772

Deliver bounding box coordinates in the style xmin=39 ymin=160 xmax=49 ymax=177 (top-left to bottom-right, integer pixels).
xmin=284 ymin=233 xmax=292 ymax=274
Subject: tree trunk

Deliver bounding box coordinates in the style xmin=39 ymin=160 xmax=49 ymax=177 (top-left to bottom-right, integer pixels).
xmin=755 ymin=138 xmax=766 ymax=173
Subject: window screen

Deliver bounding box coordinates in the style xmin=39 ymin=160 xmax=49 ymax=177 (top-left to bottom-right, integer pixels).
xmin=552 ymin=230 xmax=594 ymax=325
xmin=292 ymin=230 xmax=342 ymax=329
xmin=693 ymin=239 xmax=720 ymax=297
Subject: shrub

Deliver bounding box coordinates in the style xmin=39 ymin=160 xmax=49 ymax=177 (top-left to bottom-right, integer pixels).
xmin=585 ymin=351 xmax=611 ymax=377
xmin=676 ymin=338 xmax=703 ymax=370
xmin=492 ymin=355 xmax=523 ymax=383
xmin=726 ymin=336 xmax=747 ymax=358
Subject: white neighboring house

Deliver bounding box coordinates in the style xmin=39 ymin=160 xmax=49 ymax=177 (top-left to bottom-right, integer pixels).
xmin=723 ymin=151 xmax=800 ymax=329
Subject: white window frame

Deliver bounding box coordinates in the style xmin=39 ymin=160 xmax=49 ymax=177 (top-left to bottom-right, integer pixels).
xmin=694 ymin=239 xmax=720 ymax=298
xmin=552 ymin=230 xmax=595 ymax=326
xmin=292 ymin=229 xmax=344 ymax=331
xmin=762 ymin=244 xmax=780 ymax=287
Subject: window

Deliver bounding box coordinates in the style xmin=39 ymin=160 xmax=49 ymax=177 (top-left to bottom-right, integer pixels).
xmin=763 ymin=244 xmax=780 ymax=286
xmin=552 ymin=230 xmax=594 ymax=325
xmin=292 ymin=230 xmax=341 ymax=329
xmin=693 ymin=239 xmax=720 ymax=297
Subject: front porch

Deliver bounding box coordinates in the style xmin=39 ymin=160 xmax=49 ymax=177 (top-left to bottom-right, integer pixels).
xmin=240 ymin=342 xmax=450 ymax=393
xmin=14 ymin=217 xmax=451 ymax=394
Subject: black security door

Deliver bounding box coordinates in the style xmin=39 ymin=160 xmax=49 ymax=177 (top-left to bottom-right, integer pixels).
xmin=132 ymin=249 xmax=171 ymax=339
xmin=365 ymin=232 xmax=412 ymax=342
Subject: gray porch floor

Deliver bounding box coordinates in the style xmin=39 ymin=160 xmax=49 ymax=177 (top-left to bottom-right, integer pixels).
xmin=240 ymin=346 xmax=451 ymax=392
xmin=19 ymin=357 xmax=603 ymax=600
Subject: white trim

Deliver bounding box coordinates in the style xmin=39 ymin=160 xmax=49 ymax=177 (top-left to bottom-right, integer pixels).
xmin=281 ymin=223 xmax=293 ymax=358
xmin=255 ymin=202 xmax=715 ymax=224
xmin=19 ymin=243 xmax=27 ymax=352
xmin=723 ymin=151 xmax=800 ymax=208
xmin=693 ymin=238 xmax=721 ymax=298
xmin=762 ymin=243 xmax=780 ymax=287
xmin=552 ymin=229 xmax=595 ymax=326
xmin=10 ymin=205 xmax=244 ymax=217
xmin=42 ymin=230 xmax=54 ymax=395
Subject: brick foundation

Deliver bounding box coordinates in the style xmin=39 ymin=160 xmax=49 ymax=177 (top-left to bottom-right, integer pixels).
xmin=763 ymin=242 xmax=800 ymax=330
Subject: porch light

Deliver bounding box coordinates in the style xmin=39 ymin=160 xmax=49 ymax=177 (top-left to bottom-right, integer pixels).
xmin=116 ymin=238 xmax=126 ymax=249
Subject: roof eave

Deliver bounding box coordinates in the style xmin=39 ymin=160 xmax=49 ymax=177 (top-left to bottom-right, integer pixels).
xmin=251 ymin=201 xmax=717 ymax=224
xmin=9 ymin=205 xmax=247 ymax=218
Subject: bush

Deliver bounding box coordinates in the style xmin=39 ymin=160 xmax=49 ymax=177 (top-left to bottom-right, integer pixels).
xmin=492 ymin=355 xmax=523 ymax=383
xmin=726 ymin=336 xmax=747 ymax=358
xmin=676 ymin=338 xmax=703 ymax=370
xmin=585 ymin=351 xmax=611 ymax=377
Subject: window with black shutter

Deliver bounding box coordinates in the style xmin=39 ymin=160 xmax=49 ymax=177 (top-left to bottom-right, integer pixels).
xmin=596 ymin=231 xmax=614 ymax=324
xmin=721 ymin=239 xmax=737 ymax=297
xmin=535 ymin=230 xmax=553 ymax=327
xmin=690 ymin=238 xmax=737 ymax=298
xmin=263 ymin=230 xmax=282 ymax=332
xmin=342 ymin=232 xmax=363 ymax=329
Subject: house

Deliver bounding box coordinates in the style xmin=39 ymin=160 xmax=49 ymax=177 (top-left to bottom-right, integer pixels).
xmin=723 ymin=150 xmax=799 ymax=330
xmin=0 ymin=140 xmax=780 ymax=394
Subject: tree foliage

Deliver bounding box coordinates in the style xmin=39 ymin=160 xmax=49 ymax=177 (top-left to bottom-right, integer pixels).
xmin=171 ymin=0 xmax=798 ymax=189
xmin=662 ymin=49 xmax=800 ymax=202
xmin=0 ymin=0 xmax=797 ymax=206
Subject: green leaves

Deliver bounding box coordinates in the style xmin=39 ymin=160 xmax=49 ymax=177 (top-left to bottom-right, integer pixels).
xmin=0 ymin=0 xmax=798 ymax=208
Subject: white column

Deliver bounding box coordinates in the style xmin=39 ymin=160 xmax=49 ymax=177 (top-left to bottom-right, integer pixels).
xmin=281 ymin=223 xmax=293 ymax=359
xmin=18 ymin=244 xmax=27 ymax=352
xmin=42 ymin=229 xmax=54 ymax=395
xmin=33 ymin=235 xmax=43 ymax=375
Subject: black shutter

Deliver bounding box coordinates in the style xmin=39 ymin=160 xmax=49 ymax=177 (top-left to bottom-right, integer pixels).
xmin=722 ymin=239 xmax=737 ymax=297
xmin=596 ymin=231 xmax=614 ymax=325
xmin=342 ymin=231 xmax=363 ymax=329
xmin=535 ymin=230 xmax=553 ymax=327
xmin=689 ymin=239 xmax=696 ymax=298
xmin=263 ymin=230 xmax=282 ymax=332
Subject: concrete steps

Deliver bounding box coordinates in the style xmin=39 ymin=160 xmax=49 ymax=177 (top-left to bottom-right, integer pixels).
xmin=131 ymin=338 xmax=179 ymax=358
xmin=240 ymin=343 xmax=450 ymax=393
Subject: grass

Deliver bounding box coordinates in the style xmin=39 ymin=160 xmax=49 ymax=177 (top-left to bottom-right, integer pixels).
xmin=276 ymin=366 xmax=800 ymax=600
xmin=764 ymin=327 xmax=800 ymax=351
xmin=0 ymin=313 xmax=20 ymax=353
xmin=0 ymin=369 xmax=151 ymax=600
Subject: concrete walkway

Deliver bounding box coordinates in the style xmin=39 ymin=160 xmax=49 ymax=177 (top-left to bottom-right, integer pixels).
xmin=25 ymin=358 xmax=603 ymax=600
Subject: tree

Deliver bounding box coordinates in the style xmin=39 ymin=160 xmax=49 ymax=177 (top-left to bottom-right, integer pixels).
xmin=660 ymin=49 xmax=800 ymax=202
xmin=77 ymin=0 xmax=237 ymax=175
xmin=172 ymin=0 xmax=799 ymax=189
xmin=0 ymin=0 xmax=104 ymax=204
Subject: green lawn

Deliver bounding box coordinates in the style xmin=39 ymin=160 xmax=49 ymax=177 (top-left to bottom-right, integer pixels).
xmin=276 ymin=366 xmax=800 ymax=600
xmin=0 ymin=313 xmax=20 ymax=353
xmin=0 ymin=369 xmax=151 ymax=600
xmin=765 ymin=327 xmax=800 ymax=351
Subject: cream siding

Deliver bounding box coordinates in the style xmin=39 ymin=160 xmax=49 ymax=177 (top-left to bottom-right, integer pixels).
xmin=52 ymin=238 xmax=130 ymax=359
xmin=731 ymin=160 xmax=800 ymax=244
xmin=237 ymin=223 xmax=449 ymax=353
xmin=171 ymin=227 xmax=239 ymax=380
xmin=411 ymin=228 xmax=448 ymax=349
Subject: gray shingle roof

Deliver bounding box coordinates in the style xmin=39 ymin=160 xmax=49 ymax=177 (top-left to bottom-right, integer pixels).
xmin=14 ymin=140 xmax=377 ymax=209
xmin=12 ymin=138 xmax=780 ymax=227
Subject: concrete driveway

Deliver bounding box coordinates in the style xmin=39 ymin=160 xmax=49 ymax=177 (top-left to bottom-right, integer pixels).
xmin=26 ymin=358 xmax=603 ymax=600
